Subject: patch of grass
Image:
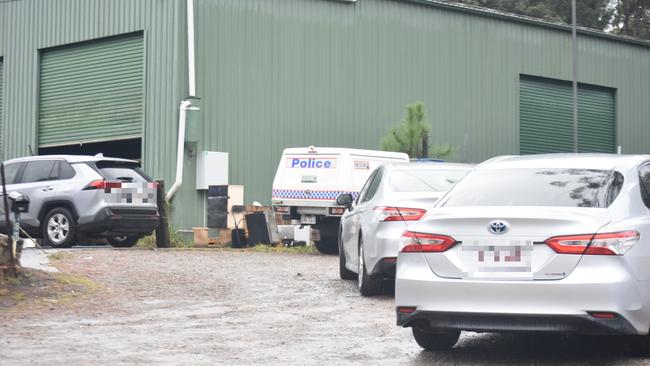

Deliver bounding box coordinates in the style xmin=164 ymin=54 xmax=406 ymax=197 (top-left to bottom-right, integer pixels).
xmin=54 ymin=273 xmax=100 ymax=292
xmin=47 ymin=251 xmax=71 ymax=261
xmin=247 ymin=243 xmax=318 ymax=254
xmin=12 ymin=292 xmax=25 ymax=302
xmin=135 ymin=226 xmax=193 ymax=249
xmin=136 ymin=234 xmax=156 ymax=249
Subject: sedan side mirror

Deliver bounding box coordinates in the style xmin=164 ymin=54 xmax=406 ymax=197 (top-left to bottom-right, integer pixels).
xmin=336 ymin=193 xmax=354 ymax=209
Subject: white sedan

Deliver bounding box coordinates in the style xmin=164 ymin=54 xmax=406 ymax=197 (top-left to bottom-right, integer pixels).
xmin=396 ymin=154 xmax=650 ymax=351
xmin=336 ymin=162 xmax=472 ymax=296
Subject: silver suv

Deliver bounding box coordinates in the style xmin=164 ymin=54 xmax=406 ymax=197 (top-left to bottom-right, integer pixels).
xmin=0 ymin=155 xmax=159 ymax=248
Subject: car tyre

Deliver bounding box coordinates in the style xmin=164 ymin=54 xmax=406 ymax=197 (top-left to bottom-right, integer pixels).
xmin=107 ymin=236 xmax=140 ymax=248
xmin=412 ymin=326 xmax=460 ymax=351
xmin=358 ymin=237 xmax=382 ymax=296
xmin=42 ymin=207 xmax=77 ymax=248
xmin=339 ymin=227 xmax=356 ymax=280
xmin=314 ymin=218 xmax=339 ymax=254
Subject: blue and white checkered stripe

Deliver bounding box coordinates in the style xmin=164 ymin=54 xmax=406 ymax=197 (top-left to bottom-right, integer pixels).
xmin=273 ymin=189 xmax=359 ymax=201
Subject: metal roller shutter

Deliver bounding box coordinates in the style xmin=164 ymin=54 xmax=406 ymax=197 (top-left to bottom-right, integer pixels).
xmin=577 ymin=84 xmax=616 ymax=153
xmin=39 ymin=33 xmax=144 ymax=147
xmin=519 ymin=75 xmax=615 ymax=154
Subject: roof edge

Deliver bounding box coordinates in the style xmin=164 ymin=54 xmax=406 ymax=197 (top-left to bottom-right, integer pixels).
xmin=405 ymin=0 xmax=650 ymax=49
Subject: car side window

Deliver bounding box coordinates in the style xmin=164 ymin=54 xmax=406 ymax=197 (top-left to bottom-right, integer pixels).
xmin=2 ymin=162 xmax=24 ymax=185
xmin=361 ymin=168 xmax=383 ymax=203
xmin=20 ymin=160 xmax=57 ymax=183
xmin=59 ymin=161 xmax=76 ymax=180
xmin=640 ymin=164 xmax=650 ymax=209
xmin=356 ymin=170 xmax=378 ymax=205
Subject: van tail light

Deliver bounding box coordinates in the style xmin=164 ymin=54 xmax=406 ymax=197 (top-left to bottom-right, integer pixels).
xmin=329 ymin=207 xmax=346 ymax=215
xmin=374 ymin=207 xmax=426 ymax=222
xmin=83 ymin=180 xmax=122 ymax=191
xmin=400 ymin=231 xmax=457 ymax=253
xmin=274 ymin=205 xmax=290 ymax=214
xmin=545 ymin=230 xmax=640 ymax=256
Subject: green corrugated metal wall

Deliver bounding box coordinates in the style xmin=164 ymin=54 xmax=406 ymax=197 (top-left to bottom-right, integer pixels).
xmin=39 ymin=33 xmax=144 ymax=147
xmin=1 ymin=0 xmax=650 ymax=230
xmin=196 ymin=0 xmax=650 ymax=207
xmin=0 ymin=0 xmax=198 ymax=228
xmin=520 ymin=76 xmax=615 ymax=154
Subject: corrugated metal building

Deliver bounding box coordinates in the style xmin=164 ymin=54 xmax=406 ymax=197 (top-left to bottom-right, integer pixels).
xmin=1 ymin=0 xmax=649 ymax=231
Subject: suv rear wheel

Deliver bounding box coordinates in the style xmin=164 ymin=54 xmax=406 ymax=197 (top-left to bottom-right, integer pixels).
xmin=42 ymin=207 xmax=77 ymax=248
xmin=107 ymin=236 xmax=140 ymax=248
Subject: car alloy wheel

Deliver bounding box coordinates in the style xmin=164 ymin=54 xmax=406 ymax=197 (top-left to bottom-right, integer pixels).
xmin=47 ymin=213 xmax=70 ymax=244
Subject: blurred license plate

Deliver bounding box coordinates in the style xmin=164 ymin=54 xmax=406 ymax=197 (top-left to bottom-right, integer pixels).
xmin=462 ymin=239 xmax=533 ymax=280
xmin=301 ymin=215 xmax=316 ymax=225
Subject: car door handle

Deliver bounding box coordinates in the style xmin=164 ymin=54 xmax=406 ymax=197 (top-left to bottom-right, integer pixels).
xmin=41 ymin=187 xmax=54 ymax=192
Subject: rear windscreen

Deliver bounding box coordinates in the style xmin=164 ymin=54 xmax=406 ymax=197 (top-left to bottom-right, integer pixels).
xmin=389 ymin=169 xmax=468 ymax=193
xmin=94 ymin=162 xmax=148 ymax=183
xmin=441 ymin=168 xmax=623 ymax=208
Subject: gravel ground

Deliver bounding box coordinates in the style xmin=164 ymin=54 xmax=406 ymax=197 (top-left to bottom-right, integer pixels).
xmin=2 ymin=248 xmax=650 ymax=365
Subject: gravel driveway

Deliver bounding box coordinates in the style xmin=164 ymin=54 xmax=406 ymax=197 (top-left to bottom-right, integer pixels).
xmin=2 ymin=248 xmax=650 ymax=365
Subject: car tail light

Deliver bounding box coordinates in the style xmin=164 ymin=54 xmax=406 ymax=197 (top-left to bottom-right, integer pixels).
xmin=589 ymin=312 xmax=618 ymax=319
xmin=397 ymin=306 xmax=417 ymax=314
xmin=274 ymin=205 xmax=290 ymax=214
xmin=329 ymin=207 xmax=346 ymax=215
xmin=400 ymin=231 xmax=457 ymax=253
xmin=545 ymin=230 xmax=640 ymax=256
xmin=374 ymin=206 xmax=426 ymax=222
xmin=83 ymin=180 xmax=122 ymax=192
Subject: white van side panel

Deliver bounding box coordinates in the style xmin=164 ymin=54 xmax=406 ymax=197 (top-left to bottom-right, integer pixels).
xmin=272 ymin=148 xmax=408 ymax=208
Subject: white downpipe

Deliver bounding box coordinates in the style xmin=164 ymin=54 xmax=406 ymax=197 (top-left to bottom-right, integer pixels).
xmin=165 ymin=0 xmax=197 ymax=201
xmin=166 ymin=101 xmax=192 ymax=202
xmin=187 ymin=0 xmax=196 ymax=97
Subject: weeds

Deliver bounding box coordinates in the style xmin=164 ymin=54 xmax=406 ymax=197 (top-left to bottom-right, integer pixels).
xmin=246 ymin=243 xmax=318 ymax=254
xmin=54 ymin=273 xmax=100 ymax=291
xmin=135 ymin=225 xmax=193 ymax=249
xmin=47 ymin=251 xmax=71 ymax=261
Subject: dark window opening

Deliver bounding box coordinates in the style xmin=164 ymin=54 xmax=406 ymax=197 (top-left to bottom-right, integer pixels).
xmin=39 ymin=138 xmax=142 ymax=162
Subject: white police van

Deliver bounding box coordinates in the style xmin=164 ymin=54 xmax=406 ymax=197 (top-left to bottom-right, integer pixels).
xmin=272 ymin=146 xmax=409 ymax=254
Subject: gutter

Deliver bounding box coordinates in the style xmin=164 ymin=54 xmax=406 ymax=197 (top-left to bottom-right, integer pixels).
xmin=405 ymin=0 xmax=650 ymax=49
xmin=166 ymin=0 xmax=198 ymax=202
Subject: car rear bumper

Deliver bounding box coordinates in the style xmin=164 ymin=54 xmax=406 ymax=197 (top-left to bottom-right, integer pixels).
xmin=395 ymin=253 xmax=650 ymax=335
xmin=396 ymin=310 xmax=637 ymax=335
xmin=78 ymin=207 xmax=159 ymax=235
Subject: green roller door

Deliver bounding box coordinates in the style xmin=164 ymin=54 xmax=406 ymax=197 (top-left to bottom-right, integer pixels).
xmin=520 ymin=75 xmax=616 ymax=154
xmin=39 ymin=33 xmax=144 ymax=147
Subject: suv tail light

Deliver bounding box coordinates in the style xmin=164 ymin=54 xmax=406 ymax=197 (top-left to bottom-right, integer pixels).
xmin=374 ymin=207 xmax=426 ymax=222
xmin=545 ymin=230 xmax=640 ymax=256
xmin=83 ymin=180 xmax=122 ymax=191
xmin=400 ymin=231 xmax=457 ymax=253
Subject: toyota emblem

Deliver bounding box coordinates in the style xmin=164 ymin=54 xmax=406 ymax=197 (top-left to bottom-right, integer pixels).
xmin=488 ymin=220 xmax=509 ymax=234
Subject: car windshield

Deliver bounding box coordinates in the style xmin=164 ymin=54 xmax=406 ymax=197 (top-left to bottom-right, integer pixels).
xmin=441 ymin=168 xmax=621 ymax=208
xmin=389 ymin=169 xmax=468 ymax=193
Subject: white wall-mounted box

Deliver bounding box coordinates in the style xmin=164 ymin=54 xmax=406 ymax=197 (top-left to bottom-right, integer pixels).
xmin=196 ymin=151 xmax=229 ymax=190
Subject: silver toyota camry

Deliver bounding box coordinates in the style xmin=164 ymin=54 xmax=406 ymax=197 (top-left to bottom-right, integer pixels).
xmin=396 ymin=154 xmax=650 ymax=350
xmin=337 ymin=162 xmax=472 ymax=296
